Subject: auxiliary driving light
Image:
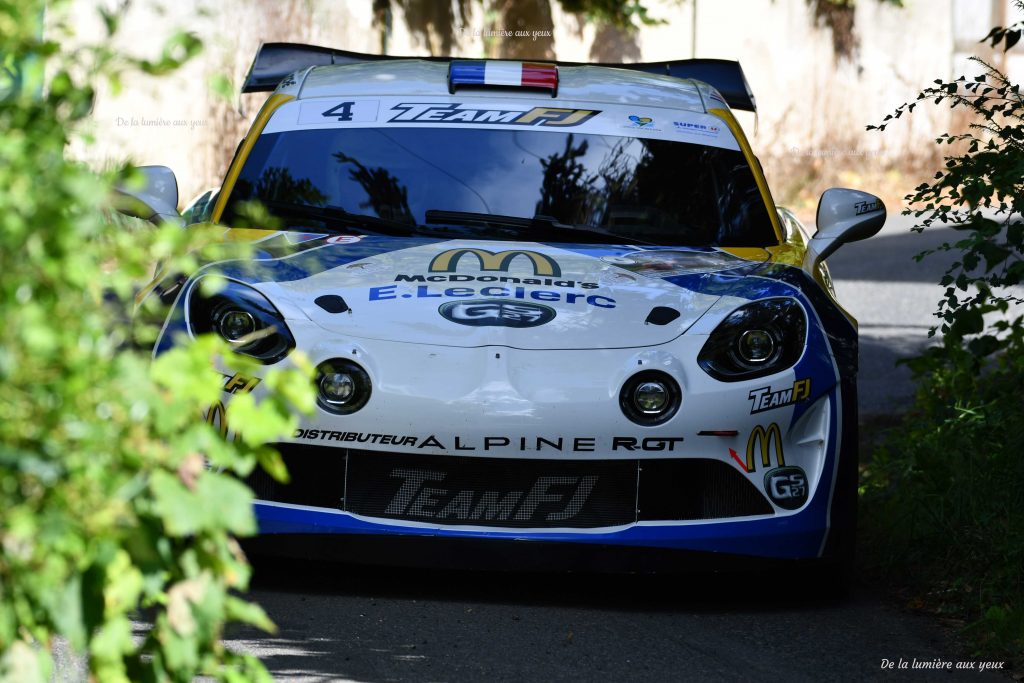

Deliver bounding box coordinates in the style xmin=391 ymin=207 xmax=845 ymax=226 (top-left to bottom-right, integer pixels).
xmin=315 ymin=359 xmax=371 ymax=414
xmin=319 ymin=372 xmax=355 ymax=405
xmin=620 ymin=371 xmax=681 ymax=425
xmin=634 ymin=381 xmax=669 ymax=414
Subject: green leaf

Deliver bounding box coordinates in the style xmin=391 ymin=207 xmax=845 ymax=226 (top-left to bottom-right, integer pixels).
xmin=89 ymin=615 xmax=133 ymax=682
xmin=255 ymin=446 xmax=290 ymax=484
xmin=50 ymin=573 xmax=86 ymax=651
xmin=193 ymin=472 xmax=257 ymax=536
xmin=224 ymin=595 xmax=276 ymax=633
xmin=150 ymin=470 xmax=207 ymax=537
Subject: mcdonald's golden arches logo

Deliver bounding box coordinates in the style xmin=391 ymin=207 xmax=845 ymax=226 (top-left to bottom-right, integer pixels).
xmin=429 ymin=248 xmax=562 ymax=277
xmin=746 ymin=423 xmax=785 ymax=472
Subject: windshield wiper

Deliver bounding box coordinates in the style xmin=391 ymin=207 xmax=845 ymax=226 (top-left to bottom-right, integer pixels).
xmin=424 ymin=209 xmax=655 ymax=246
xmin=262 ymin=200 xmax=419 ymax=237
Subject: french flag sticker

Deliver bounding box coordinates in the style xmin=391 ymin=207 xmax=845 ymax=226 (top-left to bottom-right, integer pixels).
xmin=449 ymin=60 xmax=558 ymax=94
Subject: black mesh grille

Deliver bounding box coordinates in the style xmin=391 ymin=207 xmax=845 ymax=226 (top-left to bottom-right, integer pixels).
xmin=246 ymin=445 xmax=773 ymax=528
xmin=637 ymin=459 xmax=774 ymax=520
xmin=245 ymin=444 xmax=346 ymax=509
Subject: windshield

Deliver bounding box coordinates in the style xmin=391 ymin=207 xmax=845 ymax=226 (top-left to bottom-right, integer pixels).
xmin=224 ymin=127 xmax=777 ymax=247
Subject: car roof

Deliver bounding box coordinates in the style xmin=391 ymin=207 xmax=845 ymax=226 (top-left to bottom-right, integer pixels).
xmin=276 ymin=60 xmax=718 ymax=114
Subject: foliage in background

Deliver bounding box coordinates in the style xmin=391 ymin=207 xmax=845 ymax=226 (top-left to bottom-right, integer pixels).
xmin=863 ymin=3 xmax=1024 ymax=668
xmin=0 ymin=2 xmax=312 ymax=681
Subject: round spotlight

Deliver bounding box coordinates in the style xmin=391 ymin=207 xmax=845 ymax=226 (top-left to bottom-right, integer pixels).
xmin=319 ymin=372 xmax=355 ymax=406
xmin=217 ymin=309 xmax=257 ymax=344
xmin=620 ymin=371 xmax=681 ymax=425
xmin=315 ymin=359 xmax=371 ymax=414
xmin=634 ymin=381 xmax=669 ymax=414
xmin=736 ymin=329 xmax=776 ymax=365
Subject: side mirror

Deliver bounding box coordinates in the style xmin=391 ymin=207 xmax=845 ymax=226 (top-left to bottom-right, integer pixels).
xmin=803 ymin=188 xmax=886 ymax=273
xmin=113 ymin=165 xmax=183 ymax=227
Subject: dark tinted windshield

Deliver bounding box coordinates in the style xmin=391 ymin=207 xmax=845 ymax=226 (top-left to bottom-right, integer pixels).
xmin=225 ymin=127 xmax=777 ymax=247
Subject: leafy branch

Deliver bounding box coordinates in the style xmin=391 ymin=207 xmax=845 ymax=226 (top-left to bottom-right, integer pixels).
xmin=870 ymin=50 xmax=1024 ymax=364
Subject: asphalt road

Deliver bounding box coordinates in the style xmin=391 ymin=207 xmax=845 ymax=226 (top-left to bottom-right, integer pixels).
xmin=226 ymin=561 xmax=1006 ymax=682
xmin=217 ymin=214 xmax=1014 ymax=682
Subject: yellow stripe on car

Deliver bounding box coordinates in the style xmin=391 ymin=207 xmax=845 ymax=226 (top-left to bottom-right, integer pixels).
xmin=210 ymin=93 xmax=295 ymax=224
xmin=708 ymin=107 xmax=784 ymax=245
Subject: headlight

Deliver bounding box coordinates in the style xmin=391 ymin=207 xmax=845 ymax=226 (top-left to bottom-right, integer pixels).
xmin=697 ymin=298 xmax=806 ymax=381
xmin=188 ymin=279 xmax=295 ymax=364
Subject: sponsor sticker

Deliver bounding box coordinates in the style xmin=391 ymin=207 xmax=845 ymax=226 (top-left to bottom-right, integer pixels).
xmin=369 ymin=283 xmax=616 ymax=309
xmin=854 ymin=200 xmax=881 ymax=215
xmin=672 ymin=120 xmax=721 ymax=138
xmin=325 ymin=234 xmax=364 ymax=245
xmin=203 ymin=373 xmax=261 ymax=439
xmin=764 ymin=466 xmax=808 ymax=510
xmin=439 ymin=299 xmax=556 ymax=328
xmin=748 ymin=379 xmax=812 ymax=414
xmin=383 ymin=468 xmax=598 ymax=523
xmin=429 ymin=248 xmax=561 ymax=277
xmin=729 ymin=422 xmax=785 ymax=473
xmin=375 ymin=250 xmax=614 ymax=309
xmin=387 ymin=103 xmax=600 ymax=127
xmin=292 ymin=430 xmax=682 ymax=453
xmin=624 ymin=114 xmax=661 ymax=132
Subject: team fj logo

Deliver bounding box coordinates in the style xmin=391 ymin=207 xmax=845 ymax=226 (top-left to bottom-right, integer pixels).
xmin=204 ymin=373 xmax=261 ymax=440
xmin=384 ymin=468 xmax=598 ymax=523
xmin=387 ymin=103 xmax=600 ymax=127
xmin=854 ymin=200 xmax=881 ymax=215
xmin=627 ymin=115 xmax=654 ymax=128
xmin=747 ymin=379 xmax=812 ymax=414
xmin=429 ymin=248 xmax=561 ymax=277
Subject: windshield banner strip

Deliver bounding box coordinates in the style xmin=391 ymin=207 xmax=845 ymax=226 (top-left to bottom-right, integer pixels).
xmin=263 ymin=97 xmax=740 ymax=152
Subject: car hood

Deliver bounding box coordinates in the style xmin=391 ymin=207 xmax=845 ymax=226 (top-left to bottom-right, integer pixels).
xmin=236 ymin=236 xmax=767 ymax=350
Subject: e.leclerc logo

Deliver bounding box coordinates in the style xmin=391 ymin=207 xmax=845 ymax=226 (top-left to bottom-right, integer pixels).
xmin=369 ymin=248 xmax=617 ymax=309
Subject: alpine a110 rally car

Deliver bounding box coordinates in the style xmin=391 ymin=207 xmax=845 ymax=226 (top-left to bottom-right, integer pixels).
xmin=119 ymin=43 xmax=886 ymax=573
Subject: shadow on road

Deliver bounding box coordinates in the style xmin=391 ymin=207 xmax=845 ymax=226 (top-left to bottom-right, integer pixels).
xmin=826 ymin=225 xmax=960 ymax=283
xmin=245 ymin=552 xmax=852 ymax=618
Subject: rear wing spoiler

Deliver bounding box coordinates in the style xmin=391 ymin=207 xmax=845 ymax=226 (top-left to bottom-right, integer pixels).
xmin=241 ymin=42 xmax=757 ymax=113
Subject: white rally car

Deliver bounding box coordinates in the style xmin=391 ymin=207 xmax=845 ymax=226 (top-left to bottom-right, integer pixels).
xmin=122 ymin=44 xmax=885 ymax=572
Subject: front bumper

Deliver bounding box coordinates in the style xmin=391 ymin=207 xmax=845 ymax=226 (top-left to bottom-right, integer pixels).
xmin=249 ymin=416 xmax=842 ymax=563
xmin=253 ymin=500 xmax=829 ymax=561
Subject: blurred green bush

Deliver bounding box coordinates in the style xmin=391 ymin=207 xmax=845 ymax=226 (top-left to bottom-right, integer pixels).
xmin=0 ymin=3 xmax=313 ymax=681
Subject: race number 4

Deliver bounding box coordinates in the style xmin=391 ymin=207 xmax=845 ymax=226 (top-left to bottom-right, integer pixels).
xmin=322 ymin=101 xmax=355 ymax=121
xmin=296 ymin=99 xmax=380 ymax=125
